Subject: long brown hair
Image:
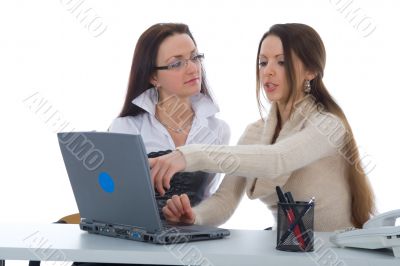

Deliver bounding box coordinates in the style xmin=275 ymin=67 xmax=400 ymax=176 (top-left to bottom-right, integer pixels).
xmin=119 ymin=23 xmax=212 ymax=117
xmin=256 ymin=23 xmax=375 ymax=228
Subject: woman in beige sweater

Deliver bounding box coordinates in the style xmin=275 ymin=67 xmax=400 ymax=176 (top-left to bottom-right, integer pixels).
xmin=149 ymin=23 xmax=375 ymax=231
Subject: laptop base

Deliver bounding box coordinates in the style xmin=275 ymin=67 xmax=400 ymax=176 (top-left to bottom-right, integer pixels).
xmin=81 ymin=220 xmax=230 ymax=244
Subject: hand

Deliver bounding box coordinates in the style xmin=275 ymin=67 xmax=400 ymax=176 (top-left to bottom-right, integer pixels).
xmin=149 ymin=150 xmax=186 ymax=195
xmin=162 ymin=194 xmax=195 ymax=224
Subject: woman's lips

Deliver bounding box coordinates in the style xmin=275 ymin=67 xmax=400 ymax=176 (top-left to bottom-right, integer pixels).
xmin=264 ymin=82 xmax=278 ymax=93
xmin=185 ymin=78 xmax=199 ymax=85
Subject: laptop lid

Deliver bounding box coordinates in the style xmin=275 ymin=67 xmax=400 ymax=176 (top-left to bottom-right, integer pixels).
xmin=57 ymin=132 xmax=163 ymax=233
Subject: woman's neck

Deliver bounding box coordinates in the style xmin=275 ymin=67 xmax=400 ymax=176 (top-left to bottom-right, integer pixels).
xmin=156 ymin=95 xmax=194 ymax=130
xmin=276 ymin=102 xmax=291 ymax=126
xmin=272 ymin=100 xmax=293 ymax=144
xmin=276 ymin=94 xmax=305 ymax=125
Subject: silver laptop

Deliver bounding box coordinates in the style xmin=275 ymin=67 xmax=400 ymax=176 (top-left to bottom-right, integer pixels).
xmin=57 ymin=131 xmax=230 ymax=244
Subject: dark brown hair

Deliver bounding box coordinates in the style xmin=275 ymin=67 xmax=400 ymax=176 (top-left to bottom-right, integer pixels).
xmin=119 ymin=23 xmax=212 ymax=117
xmin=256 ymin=23 xmax=375 ymax=228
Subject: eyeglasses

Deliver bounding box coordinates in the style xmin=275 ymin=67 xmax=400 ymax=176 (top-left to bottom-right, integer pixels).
xmin=154 ymin=53 xmax=204 ymax=71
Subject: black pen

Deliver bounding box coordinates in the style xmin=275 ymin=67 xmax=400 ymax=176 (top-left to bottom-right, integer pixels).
xmin=276 ymin=186 xmax=287 ymax=203
xmin=278 ymin=197 xmax=315 ymax=246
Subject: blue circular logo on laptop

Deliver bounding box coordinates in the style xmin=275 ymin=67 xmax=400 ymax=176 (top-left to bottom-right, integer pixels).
xmin=98 ymin=172 xmax=115 ymax=193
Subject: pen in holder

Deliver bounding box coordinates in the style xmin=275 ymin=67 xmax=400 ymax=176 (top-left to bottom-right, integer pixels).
xmin=276 ymin=198 xmax=315 ymax=252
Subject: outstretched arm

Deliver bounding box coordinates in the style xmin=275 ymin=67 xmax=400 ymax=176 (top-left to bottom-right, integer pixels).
xmin=150 ymin=116 xmax=345 ymax=195
xmin=178 ymin=117 xmax=345 ymax=178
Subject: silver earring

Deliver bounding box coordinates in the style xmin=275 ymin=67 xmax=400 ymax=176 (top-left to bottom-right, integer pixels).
xmin=304 ymin=80 xmax=311 ymax=93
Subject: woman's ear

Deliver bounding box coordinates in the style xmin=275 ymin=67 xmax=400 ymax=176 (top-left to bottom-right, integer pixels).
xmin=150 ymin=75 xmax=159 ymax=88
xmin=305 ymin=70 xmax=317 ymax=81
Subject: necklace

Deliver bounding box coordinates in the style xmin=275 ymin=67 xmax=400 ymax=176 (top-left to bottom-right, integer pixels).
xmin=154 ymin=113 xmax=193 ymax=134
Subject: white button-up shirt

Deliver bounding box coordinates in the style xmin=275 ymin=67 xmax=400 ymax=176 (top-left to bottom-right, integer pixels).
xmin=109 ymin=88 xmax=230 ymax=198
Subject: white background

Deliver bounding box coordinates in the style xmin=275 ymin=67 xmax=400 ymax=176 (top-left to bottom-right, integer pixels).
xmin=1 ymin=0 xmax=399 ymax=234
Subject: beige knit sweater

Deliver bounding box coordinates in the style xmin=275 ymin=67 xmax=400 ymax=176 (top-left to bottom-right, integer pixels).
xmin=177 ymin=96 xmax=353 ymax=231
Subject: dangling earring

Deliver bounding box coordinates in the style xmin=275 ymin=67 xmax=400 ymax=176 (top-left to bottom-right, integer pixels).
xmin=153 ymin=84 xmax=160 ymax=100
xmin=153 ymin=84 xmax=161 ymax=93
xmin=304 ymin=80 xmax=311 ymax=93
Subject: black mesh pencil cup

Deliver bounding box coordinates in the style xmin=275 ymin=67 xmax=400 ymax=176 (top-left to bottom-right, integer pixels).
xmin=276 ymin=201 xmax=314 ymax=252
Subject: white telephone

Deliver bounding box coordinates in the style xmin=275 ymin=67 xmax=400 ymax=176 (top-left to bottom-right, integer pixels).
xmin=330 ymin=209 xmax=400 ymax=258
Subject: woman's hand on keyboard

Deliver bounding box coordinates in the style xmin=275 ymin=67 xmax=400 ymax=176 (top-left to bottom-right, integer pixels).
xmin=163 ymin=194 xmax=195 ymax=224
xmin=149 ymin=150 xmax=186 ymax=196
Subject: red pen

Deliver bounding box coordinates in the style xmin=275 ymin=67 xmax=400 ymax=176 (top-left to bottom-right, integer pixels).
xmin=275 ymin=187 xmax=306 ymax=249
xmin=286 ymin=208 xmax=306 ymax=249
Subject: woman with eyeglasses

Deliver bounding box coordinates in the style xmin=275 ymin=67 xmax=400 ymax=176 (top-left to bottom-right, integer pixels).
xmin=149 ymin=23 xmax=375 ymax=231
xmin=109 ymin=23 xmax=230 ymax=219
xmin=30 ymin=23 xmax=228 ymax=266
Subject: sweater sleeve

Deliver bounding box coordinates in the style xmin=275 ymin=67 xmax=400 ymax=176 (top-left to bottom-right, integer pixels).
xmin=202 ymin=119 xmax=231 ymax=198
xmin=177 ymin=115 xmax=346 ymax=179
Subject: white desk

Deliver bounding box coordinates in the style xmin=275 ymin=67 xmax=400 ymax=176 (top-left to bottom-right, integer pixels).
xmin=0 ymin=224 xmax=398 ymax=265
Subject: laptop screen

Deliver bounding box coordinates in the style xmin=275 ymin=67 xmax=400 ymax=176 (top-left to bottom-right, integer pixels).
xmin=58 ymin=132 xmax=163 ymax=233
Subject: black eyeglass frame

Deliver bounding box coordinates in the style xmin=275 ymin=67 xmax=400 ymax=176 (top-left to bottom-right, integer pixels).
xmin=154 ymin=53 xmax=205 ymax=70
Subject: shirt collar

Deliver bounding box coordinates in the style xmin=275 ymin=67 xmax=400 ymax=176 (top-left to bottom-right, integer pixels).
xmin=132 ymin=87 xmax=220 ymax=118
